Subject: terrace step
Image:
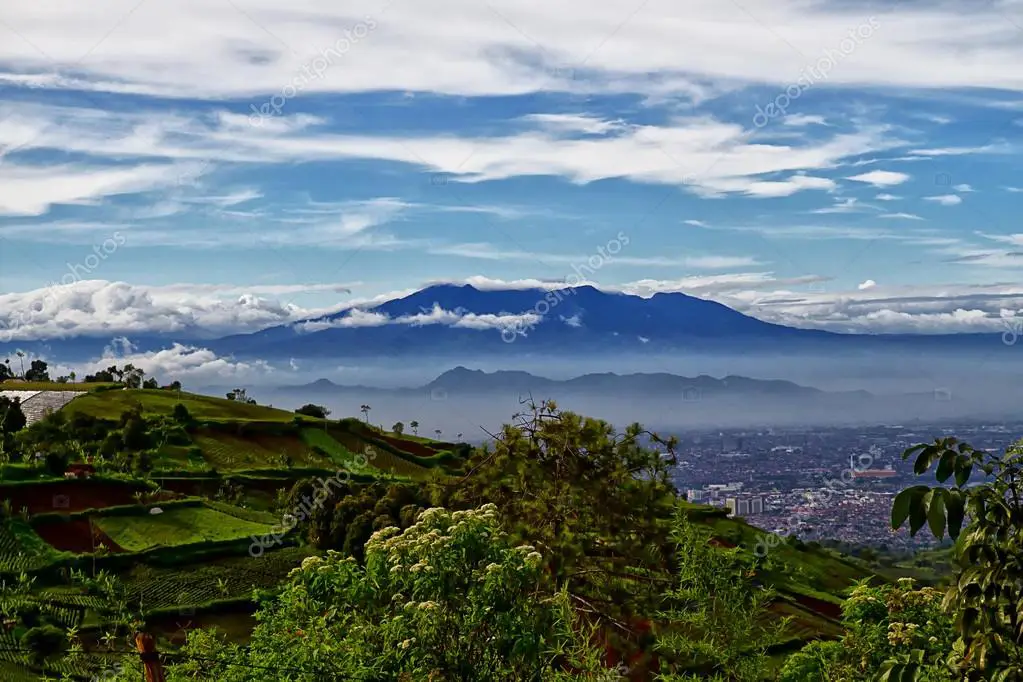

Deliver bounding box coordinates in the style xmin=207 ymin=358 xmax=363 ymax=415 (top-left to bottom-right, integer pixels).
xmin=15 ymin=391 xmax=84 ymax=425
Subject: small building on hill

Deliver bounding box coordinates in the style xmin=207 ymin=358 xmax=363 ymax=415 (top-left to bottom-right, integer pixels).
xmin=65 ymin=463 xmax=96 ymax=479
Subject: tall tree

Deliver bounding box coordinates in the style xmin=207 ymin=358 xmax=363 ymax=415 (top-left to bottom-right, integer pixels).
xmin=442 ymin=399 xmax=679 ymax=666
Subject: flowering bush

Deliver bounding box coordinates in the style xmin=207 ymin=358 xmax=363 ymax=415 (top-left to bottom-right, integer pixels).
xmin=779 ymin=578 xmax=965 ymax=681
xmin=158 ymin=504 xmax=609 ymax=681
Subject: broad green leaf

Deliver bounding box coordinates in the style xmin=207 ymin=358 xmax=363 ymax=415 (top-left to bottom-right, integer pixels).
xmin=909 ymin=490 xmax=931 ymax=536
xmin=936 ymin=450 xmax=956 ymax=482
xmin=927 ymin=488 xmax=947 ymax=539
xmin=946 ymin=490 xmax=966 ymax=539
xmin=954 ymin=456 xmax=973 ymax=487
xmin=892 ymin=486 xmax=928 ymax=529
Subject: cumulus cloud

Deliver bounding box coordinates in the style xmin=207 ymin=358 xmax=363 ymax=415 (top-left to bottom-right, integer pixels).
xmin=0 ymin=280 xmax=354 ymax=341
xmin=924 ymin=194 xmax=962 ymax=206
xmin=846 ymin=170 xmax=911 ymax=187
xmin=20 ymin=342 xmax=274 ymax=385
xmin=858 ymin=280 xmax=876 ymax=290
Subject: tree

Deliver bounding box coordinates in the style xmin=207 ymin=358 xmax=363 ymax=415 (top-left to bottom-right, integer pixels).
xmin=24 ymin=359 xmax=49 ymax=382
xmin=15 ymin=350 xmax=25 ymax=379
xmin=891 ymin=436 xmax=1023 ymax=679
xmin=0 ymin=396 xmax=26 ymax=434
xmin=656 ymin=508 xmax=786 ymax=680
xmin=20 ymin=624 xmax=66 ymax=665
xmin=434 ymin=429 xmax=442 ymax=438
xmin=780 ymin=578 xmax=961 ymax=681
xmin=158 ymin=505 xmax=607 ymax=681
xmin=121 ymin=364 xmax=144 ymax=389
xmin=442 ymin=398 xmax=679 ymax=668
xmin=226 ymin=388 xmax=256 ymax=404
xmin=410 ymin=420 xmax=419 ymax=436
xmin=392 ymin=421 xmax=404 ymax=435
xmin=295 ymin=404 xmax=330 ymax=419
xmin=360 ymin=404 xmax=371 ymax=422
xmin=142 ymin=378 xmax=158 ymax=389
xmin=0 ymin=359 xmax=12 ymax=382
xmin=171 ymin=403 xmax=192 ymax=426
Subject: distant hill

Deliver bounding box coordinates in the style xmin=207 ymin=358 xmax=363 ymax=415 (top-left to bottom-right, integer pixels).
xmin=277 ymin=367 xmax=873 ymax=402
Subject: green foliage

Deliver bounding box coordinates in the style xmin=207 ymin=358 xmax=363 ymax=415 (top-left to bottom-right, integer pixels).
xmin=23 ymin=360 xmax=50 ymax=383
xmin=444 ymin=399 xmax=678 ymax=664
xmin=781 ymin=578 xmax=962 ymax=681
xmin=19 ymin=624 xmax=64 ymax=664
xmin=295 ymin=404 xmax=330 ymax=419
xmin=162 ymin=505 xmax=607 ymax=680
xmin=655 ymin=507 xmax=786 ymax=681
xmin=893 ymin=436 xmax=1023 ymax=678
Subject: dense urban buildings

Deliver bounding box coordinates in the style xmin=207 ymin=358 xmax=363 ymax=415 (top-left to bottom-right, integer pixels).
xmin=668 ymin=420 xmax=1021 ymax=551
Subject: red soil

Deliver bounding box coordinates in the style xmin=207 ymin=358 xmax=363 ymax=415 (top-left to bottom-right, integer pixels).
xmin=372 ymin=433 xmax=440 ymax=459
xmin=0 ymin=481 xmax=157 ymax=514
xmin=35 ymin=518 xmax=125 ymax=554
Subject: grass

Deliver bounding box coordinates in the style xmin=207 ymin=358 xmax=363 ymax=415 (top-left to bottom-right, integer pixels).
xmin=64 ymin=388 xmax=318 ymax=422
xmin=0 ymin=381 xmax=117 ymax=392
xmin=0 ymin=519 xmax=63 ymax=572
xmin=94 ymin=504 xmax=275 ymax=552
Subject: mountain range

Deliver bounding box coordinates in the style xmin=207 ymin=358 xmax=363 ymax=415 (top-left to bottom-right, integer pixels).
xmin=1 ymin=283 xmax=1009 ymax=362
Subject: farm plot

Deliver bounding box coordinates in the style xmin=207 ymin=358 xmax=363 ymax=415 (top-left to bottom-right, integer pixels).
xmin=0 ymin=480 xmax=153 ymax=514
xmin=193 ymin=433 xmax=277 ymax=470
xmin=34 ymin=519 xmax=125 ymax=554
xmin=122 ymin=546 xmax=316 ymax=611
xmin=320 ymin=428 xmax=431 ymax=478
xmin=0 ymin=520 xmax=61 ymax=572
xmin=94 ymin=505 xmax=275 ymax=552
xmin=247 ymin=433 xmax=333 ymax=468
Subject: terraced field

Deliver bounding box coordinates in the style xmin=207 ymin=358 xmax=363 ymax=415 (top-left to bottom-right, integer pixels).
xmin=322 ymin=427 xmax=434 ymax=478
xmin=120 ymin=546 xmax=316 ymax=610
xmin=93 ymin=505 xmax=276 ymax=552
xmin=0 ymin=519 xmax=62 ymax=572
xmin=64 ymin=388 xmax=317 ymax=422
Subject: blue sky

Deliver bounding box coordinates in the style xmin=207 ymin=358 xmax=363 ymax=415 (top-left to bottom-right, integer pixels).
xmin=2 ymin=0 xmax=1023 ymax=349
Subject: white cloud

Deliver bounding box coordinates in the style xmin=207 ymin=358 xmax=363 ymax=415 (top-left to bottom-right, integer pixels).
xmin=0 ymin=161 xmax=204 ymax=217
xmin=857 ymin=279 xmax=876 ymax=290
xmin=4 ymin=0 xmax=1023 ymax=101
xmin=846 ymin=170 xmax=911 ymax=187
xmin=880 ymin=212 xmax=924 ymax=220
xmin=0 ymin=102 xmax=902 ymax=200
xmin=0 ymin=280 xmax=354 ymax=341
xmin=924 ymin=194 xmax=962 ymax=206
xmin=953 ymin=184 xmax=975 ymax=192
xmin=683 ymin=219 xmax=708 ymax=227
xmin=72 ymin=343 xmax=274 ymax=383
xmin=782 ymin=114 xmax=828 ymax=127
xmin=875 ymin=193 xmax=900 ymax=201
xmin=908 ymin=143 xmax=1012 ymax=156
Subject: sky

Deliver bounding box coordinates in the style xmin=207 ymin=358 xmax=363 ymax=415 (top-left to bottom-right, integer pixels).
xmin=2 ymin=0 xmax=1023 ymax=345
